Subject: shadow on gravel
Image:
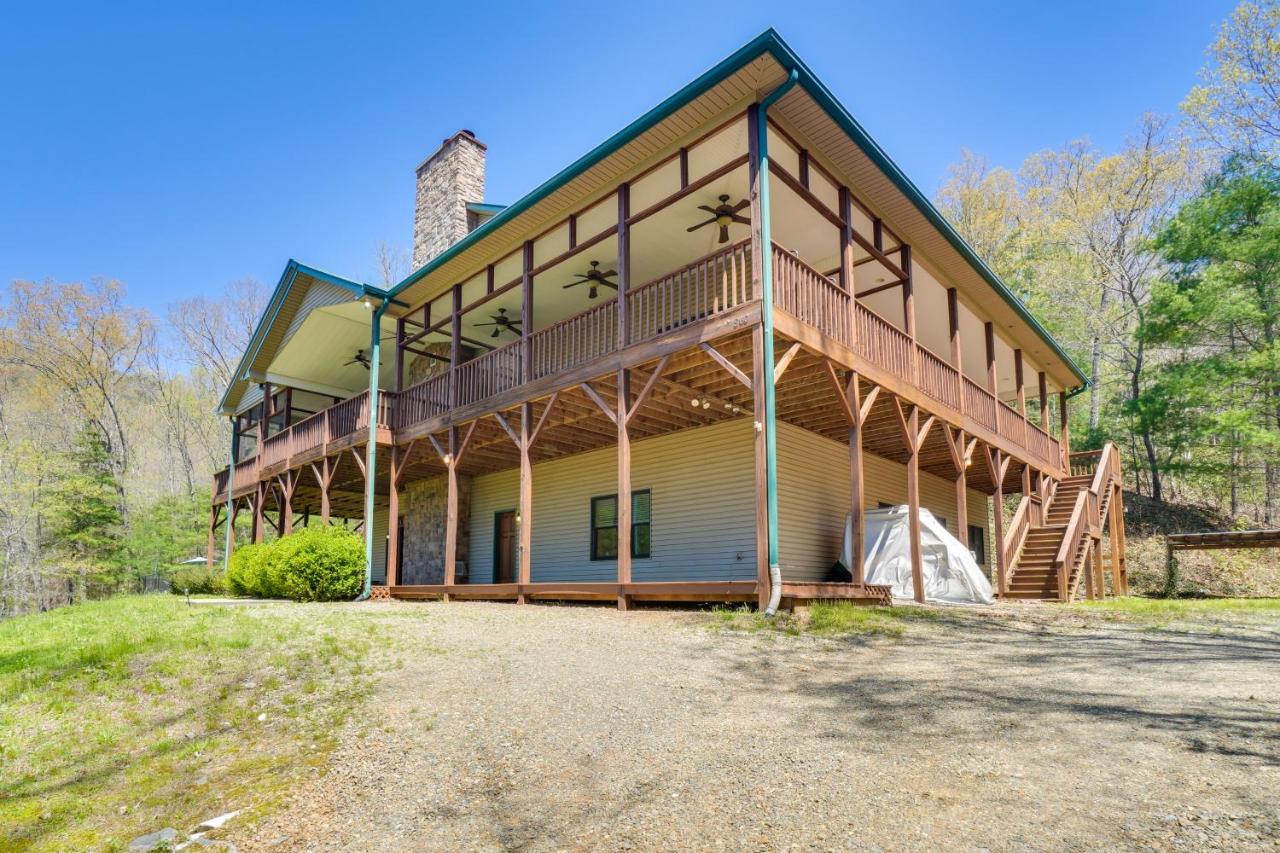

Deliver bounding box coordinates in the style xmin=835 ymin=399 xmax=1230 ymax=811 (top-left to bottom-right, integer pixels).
xmin=712 ymin=616 xmax=1280 ymax=768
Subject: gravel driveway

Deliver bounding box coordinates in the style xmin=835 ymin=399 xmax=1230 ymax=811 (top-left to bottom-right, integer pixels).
xmin=235 ymin=601 xmax=1279 ymax=851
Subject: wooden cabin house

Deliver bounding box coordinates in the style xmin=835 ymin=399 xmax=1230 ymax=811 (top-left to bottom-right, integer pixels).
xmin=209 ymin=30 xmax=1127 ymax=608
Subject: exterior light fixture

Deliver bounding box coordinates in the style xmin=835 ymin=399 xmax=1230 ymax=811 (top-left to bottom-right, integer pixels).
xmin=690 ymin=398 xmax=700 ymax=408
xmin=361 ymin=296 xmax=375 ymax=310
xmin=702 ymin=401 xmax=711 ymax=410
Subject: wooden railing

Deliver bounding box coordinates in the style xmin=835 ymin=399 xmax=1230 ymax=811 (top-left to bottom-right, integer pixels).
xmin=1052 ymin=442 xmax=1121 ymax=599
xmin=455 ymin=339 xmax=523 ymax=409
xmin=213 ymin=467 xmax=230 ymax=500
xmin=396 ymin=371 xmax=450 ymax=428
xmin=627 ymin=239 xmax=753 ymax=342
xmin=918 ymin=347 xmax=962 ymax=411
xmin=774 ymin=244 xmax=852 ymax=347
xmin=963 ymin=377 xmax=998 ymax=433
xmin=853 ymin=301 xmax=914 ymax=378
xmin=232 ymin=457 xmax=259 ymax=493
xmin=531 ymin=297 xmax=618 ymax=380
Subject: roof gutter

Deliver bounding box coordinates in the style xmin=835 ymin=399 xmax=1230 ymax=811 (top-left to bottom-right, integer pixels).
xmin=756 ymin=69 xmax=800 ymax=618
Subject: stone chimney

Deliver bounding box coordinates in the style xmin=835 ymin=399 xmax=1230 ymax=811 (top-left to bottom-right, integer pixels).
xmin=413 ymin=129 xmax=487 ymax=268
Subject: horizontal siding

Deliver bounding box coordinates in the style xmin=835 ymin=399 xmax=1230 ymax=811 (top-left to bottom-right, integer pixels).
xmin=776 ymin=421 xmax=990 ymax=582
xmin=469 ymin=419 xmax=757 ymax=584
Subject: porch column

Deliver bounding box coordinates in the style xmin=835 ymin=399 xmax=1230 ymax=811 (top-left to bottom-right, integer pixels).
xmin=521 ymin=242 xmax=533 ymax=383
xmin=1014 ymin=348 xmax=1028 ymax=446
xmin=838 ymin=188 xmax=853 ymax=294
xmin=903 ymin=402 xmax=926 ymax=603
xmin=751 ymin=325 xmax=770 ymax=609
xmin=617 ymin=183 xmax=631 ymax=345
xmin=517 ymin=402 xmax=533 ymax=602
xmin=1059 ymin=391 xmax=1071 ymax=465
xmin=1111 ymin=486 xmax=1127 ymax=594
xmin=444 ymin=428 xmax=460 ymax=587
xmin=947 ymin=426 xmax=970 ymax=549
xmin=252 ymin=481 xmax=265 ymax=544
xmin=847 ymin=376 xmax=868 ymax=585
xmin=901 ymin=245 xmax=917 ymax=381
xmin=395 ymin=318 xmax=405 ymax=393
xmin=207 ymin=506 xmax=219 ymax=567
xmin=279 ymin=472 xmax=295 ymax=536
xmin=387 ymin=445 xmax=401 ymax=588
xmin=616 ymin=369 xmax=632 ymax=610
xmin=948 ymin=288 xmax=963 ymax=413
xmin=985 ymin=322 xmax=998 ymax=395
xmin=1038 ymin=372 xmax=1049 ymax=429
xmin=987 ymin=446 xmax=1009 ymax=595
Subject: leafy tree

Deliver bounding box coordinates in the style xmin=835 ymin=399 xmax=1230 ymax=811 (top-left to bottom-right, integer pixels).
xmin=1183 ymin=1 xmax=1280 ymax=162
xmin=43 ymin=426 xmax=125 ymax=596
xmin=1141 ymin=159 xmax=1280 ymax=521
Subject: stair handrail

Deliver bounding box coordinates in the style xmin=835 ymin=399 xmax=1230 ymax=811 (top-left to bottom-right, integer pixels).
xmin=1052 ymin=489 xmax=1090 ymax=600
xmin=1004 ymin=495 xmax=1032 ymax=570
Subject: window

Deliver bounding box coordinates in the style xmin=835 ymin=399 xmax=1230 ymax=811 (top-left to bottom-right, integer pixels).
xmin=968 ymin=525 xmax=986 ymax=565
xmin=591 ymin=490 xmax=651 ymax=560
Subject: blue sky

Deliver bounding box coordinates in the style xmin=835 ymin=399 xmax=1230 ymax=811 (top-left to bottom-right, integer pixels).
xmin=0 ymin=1 xmax=1236 ymax=311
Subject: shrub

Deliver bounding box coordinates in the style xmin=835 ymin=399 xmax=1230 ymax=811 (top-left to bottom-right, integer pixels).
xmin=169 ymin=565 xmax=226 ymax=595
xmin=226 ymin=543 xmax=281 ymax=598
xmin=273 ymin=526 xmax=364 ymax=602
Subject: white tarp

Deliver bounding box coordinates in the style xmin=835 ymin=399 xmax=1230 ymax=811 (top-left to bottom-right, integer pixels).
xmin=840 ymin=505 xmax=995 ymax=605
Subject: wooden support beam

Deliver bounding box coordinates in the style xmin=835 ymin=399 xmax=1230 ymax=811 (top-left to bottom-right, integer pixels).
xmin=983 ymin=444 xmax=1011 ymax=595
xmin=985 ymin=322 xmax=998 ymax=394
xmin=947 ymin=426 xmax=970 ymax=548
xmin=625 ymin=357 xmax=668 ymax=425
xmin=773 ymin=341 xmax=802 ymax=383
xmin=617 ymin=368 xmax=632 ymax=611
xmin=751 ymin=325 xmax=769 ymax=610
xmin=579 ymin=381 xmax=617 ymax=424
xmin=896 ymin=398 xmax=926 ymax=604
xmin=700 ymin=342 xmax=752 ymax=389
xmin=444 ymin=426 xmax=460 ymax=586
xmin=517 ymin=402 xmax=533 ymax=602
xmin=387 ymin=445 xmax=401 ymax=587
xmin=252 ymin=482 xmax=265 ymax=544
xmin=1038 ymin=371 xmax=1049 ymax=428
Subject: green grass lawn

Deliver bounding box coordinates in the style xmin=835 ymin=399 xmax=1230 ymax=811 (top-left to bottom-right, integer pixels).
xmin=1070 ymin=596 xmax=1280 ymax=620
xmin=0 ymin=595 xmax=390 ymax=851
xmin=710 ymin=601 xmax=940 ymax=637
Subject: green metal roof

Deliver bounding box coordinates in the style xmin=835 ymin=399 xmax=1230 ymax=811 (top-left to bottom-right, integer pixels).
xmin=387 ymin=28 xmax=1087 ymax=387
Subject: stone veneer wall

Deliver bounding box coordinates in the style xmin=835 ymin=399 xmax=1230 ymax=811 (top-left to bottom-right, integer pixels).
xmin=413 ymin=130 xmax=486 ymax=268
xmin=400 ymin=473 xmax=473 ymax=584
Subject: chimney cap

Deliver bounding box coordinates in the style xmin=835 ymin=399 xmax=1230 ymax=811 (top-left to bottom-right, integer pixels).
xmin=417 ymin=128 xmax=487 ymax=174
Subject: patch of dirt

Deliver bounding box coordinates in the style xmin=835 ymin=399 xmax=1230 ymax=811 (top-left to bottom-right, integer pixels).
xmin=227 ymin=601 xmax=1280 ymax=851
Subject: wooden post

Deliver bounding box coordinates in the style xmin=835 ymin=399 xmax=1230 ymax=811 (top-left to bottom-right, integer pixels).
xmin=948 ymin=427 xmax=970 ymax=548
xmin=387 ymin=445 xmax=401 ymax=588
xmin=450 ymin=284 xmax=462 ymax=409
xmin=616 ymin=368 xmax=632 ymax=611
xmin=206 ymin=506 xmax=219 ymax=566
xmin=990 ymin=448 xmax=1007 ymax=595
xmin=1014 ymin=348 xmax=1028 ymax=446
xmin=985 ymin=323 xmax=998 ymax=394
xmin=317 ymin=457 xmax=332 ymax=524
xmin=1059 ymin=391 xmax=1071 ymax=465
xmin=444 ymin=427 xmax=460 ymax=587
xmin=903 ymin=403 xmax=926 ymax=603
xmin=394 ymin=318 xmax=405 ymax=393
xmin=947 ymin=287 xmax=963 ymax=387
xmin=838 ymin=187 xmax=853 ymax=294
xmin=517 ymin=402 xmax=533 ymax=601
xmin=521 ymin=242 xmax=534 ymax=383
xmin=1111 ymin=485 xmax=1127 ymax=594
xmin=617 ymin=184 xmax=631 ymax=346
xmin=1038 ymin=371 xmax=1049 ymax=429
xmin=252 ymin=482 xmax=265 ymax=544
xmin=746 ymin=104 xmax=763 ymax=300
xmin=279 ymin=472 xmax=294 ymax=536
xmin=751 ymin=324 xmax=769 ymax=609
xmin=848 ymin=375 xmax=866 ymax=585
xmin=901 ymin=245 xmax=917 ymax=381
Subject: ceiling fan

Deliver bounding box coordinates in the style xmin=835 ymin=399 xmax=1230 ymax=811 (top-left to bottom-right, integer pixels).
xmin=474 ymin=307 xmax=522 ymax=338
xmin=563 ymin=260 xmax=617 ymax=299
xmin=343 ymin=349 xmax=371 ymax=370
xmin=687 ymin=194 xmax=750 ymax=244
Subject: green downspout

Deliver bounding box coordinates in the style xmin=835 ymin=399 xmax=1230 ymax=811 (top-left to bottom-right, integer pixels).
xmin=359 ymin=297 xmax=391 ymax=600
xmin=758 ymin=68 xmax=799 ymax=617
xmin=223 ymin=419 xmax=235 ymax=569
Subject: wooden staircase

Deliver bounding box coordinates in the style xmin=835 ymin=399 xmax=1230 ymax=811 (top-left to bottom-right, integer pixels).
xmin=1002 ymin=444 xmax=1125 ymax=602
